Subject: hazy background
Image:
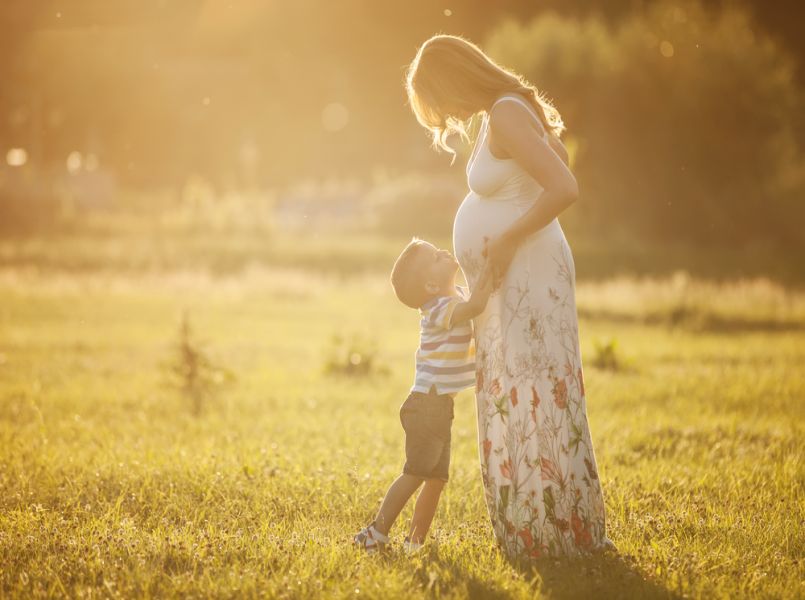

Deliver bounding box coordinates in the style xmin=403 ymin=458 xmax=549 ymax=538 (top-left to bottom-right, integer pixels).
xmin=2 ymin=3 xmax=804 ymax=597
xmin=1 ymin=0 xmax=804 ymax=280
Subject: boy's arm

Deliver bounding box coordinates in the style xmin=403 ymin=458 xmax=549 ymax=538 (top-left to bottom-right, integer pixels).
xmin=449 ymin=266 xmax=494 ymax=326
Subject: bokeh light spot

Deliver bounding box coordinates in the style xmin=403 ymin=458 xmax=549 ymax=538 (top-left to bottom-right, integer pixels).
xmin=322 ymin=102 xmax=349 ymax=132
xmin=66 ymin=151 xmax=82 ymax=174
xmin=444 ymin=9 xmax=452 ymax=17
xmin=660 ymin=40 xmax=675 ymax=58
xmin=6 ymin=148 xmax=28 ymax=167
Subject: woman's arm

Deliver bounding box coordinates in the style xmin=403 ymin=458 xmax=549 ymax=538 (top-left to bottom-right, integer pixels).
xmin=485 ymin=101 xmax=579 ymax=284
xmin=547 ymin=135 xmax=570 ymax=167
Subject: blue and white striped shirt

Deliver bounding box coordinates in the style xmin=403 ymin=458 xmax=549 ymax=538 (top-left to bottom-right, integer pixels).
xmin=412 ymin=286 xmax=476 ymax=395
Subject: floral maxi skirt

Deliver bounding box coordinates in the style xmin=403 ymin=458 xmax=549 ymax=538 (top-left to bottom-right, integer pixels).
xmin=454 ymin=205 xmax=608 ymax=559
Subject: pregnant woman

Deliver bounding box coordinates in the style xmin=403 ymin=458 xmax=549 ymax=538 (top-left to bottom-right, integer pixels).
xmin=406 ymin=35 xmax=613 ymax=559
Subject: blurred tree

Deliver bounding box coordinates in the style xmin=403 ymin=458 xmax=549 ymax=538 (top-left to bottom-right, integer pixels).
xmin=0 ymin=0 xmax=802 ymax=253
xmin=486 ymin=1 xmax=805 ymax=249
xmin=1 ymin=0 xmax=799 ymax=189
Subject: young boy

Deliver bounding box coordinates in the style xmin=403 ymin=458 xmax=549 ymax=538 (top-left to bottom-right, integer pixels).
xmin=353 ymin=238 xmax=493 ymax=553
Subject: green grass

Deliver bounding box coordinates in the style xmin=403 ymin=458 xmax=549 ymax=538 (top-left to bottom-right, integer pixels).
xmin=0 ymin=267 xmax=803 ymax=598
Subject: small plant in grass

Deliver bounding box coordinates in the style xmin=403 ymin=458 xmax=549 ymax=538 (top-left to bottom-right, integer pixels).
xmin=323 ymin=332 xmax=389 ymax=377
xmin=164 ymin=310 xmax=235 ymax=415
xmin=592 ymin=337 xmax=622 ymax=371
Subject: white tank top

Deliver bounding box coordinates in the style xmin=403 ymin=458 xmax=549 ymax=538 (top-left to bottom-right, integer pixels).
xmin=466 ymin=94 xmax=549 ymax=202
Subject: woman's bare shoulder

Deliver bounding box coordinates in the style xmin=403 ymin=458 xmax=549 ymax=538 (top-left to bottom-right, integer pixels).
xmin=488 ymin=97 xmax=546 ymax=138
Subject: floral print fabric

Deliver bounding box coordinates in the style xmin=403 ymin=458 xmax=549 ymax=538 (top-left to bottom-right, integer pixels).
xmin=456 ymin=219 xmax=608 ymax=559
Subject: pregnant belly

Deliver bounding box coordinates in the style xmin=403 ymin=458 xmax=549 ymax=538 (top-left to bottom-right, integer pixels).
xmin=453 ymin=191 xmax=528 ymax=286
xmin=453 ymin=190 xmax=562 ymax=287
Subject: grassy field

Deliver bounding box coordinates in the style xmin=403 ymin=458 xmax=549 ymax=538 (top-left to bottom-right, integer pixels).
xmin=0 ymin=265 xmax=803 ymax=598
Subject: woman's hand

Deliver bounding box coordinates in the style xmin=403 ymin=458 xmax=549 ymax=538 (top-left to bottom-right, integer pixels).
xmin=483 ymin=235 xmax=518 ymax=289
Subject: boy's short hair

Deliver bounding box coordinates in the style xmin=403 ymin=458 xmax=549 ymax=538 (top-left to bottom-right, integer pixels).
xmin=390 ymin=237 xmax=431 ymax=309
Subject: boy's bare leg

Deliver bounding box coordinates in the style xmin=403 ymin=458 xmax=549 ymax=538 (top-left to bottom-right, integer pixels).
xmin=373 ymin=473 xmax=424 ymax=536
xmin=407 ymin=479 xmax=446 ymax=543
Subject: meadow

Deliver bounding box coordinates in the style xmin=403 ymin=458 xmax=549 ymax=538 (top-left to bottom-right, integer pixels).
xmin=0 ymin=242 xmax=803 ymax=598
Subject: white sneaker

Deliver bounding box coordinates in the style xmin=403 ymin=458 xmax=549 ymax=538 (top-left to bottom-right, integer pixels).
xmin=353 ymin=522 xmax=389 ymax=554
xmin=403 ymin=537 xmax=423 ymax=554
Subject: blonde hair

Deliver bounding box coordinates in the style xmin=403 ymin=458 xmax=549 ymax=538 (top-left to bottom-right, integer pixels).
xmin=390 ymin=238 xmax=431 ymax=309
xmin=405 ymin=34 xmax=564 ymax=158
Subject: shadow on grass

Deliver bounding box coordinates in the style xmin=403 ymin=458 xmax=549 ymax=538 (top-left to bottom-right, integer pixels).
xmin=521 ymin=553 xmax=680 ymax=600
xmin=423 ymin=548 xmax=679 ymax=600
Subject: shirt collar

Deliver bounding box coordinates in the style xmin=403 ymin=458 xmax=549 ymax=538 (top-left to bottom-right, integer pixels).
xmin=419 ymin=285 xmax=463 ymax=314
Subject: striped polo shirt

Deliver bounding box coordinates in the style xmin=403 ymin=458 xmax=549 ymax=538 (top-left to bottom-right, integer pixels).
xmin=412 ymin=286 xmax=476 ymax=395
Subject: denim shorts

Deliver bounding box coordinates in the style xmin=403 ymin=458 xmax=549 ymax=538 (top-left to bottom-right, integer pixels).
xmin=399 ymin=389 xmax=455 ymax=482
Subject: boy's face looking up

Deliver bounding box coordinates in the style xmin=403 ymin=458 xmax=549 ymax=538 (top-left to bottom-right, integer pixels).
xmin=411 ymin=241 xmax=460 ymax=298
xmin=390 ymin=238 xmax=461 ymax=309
